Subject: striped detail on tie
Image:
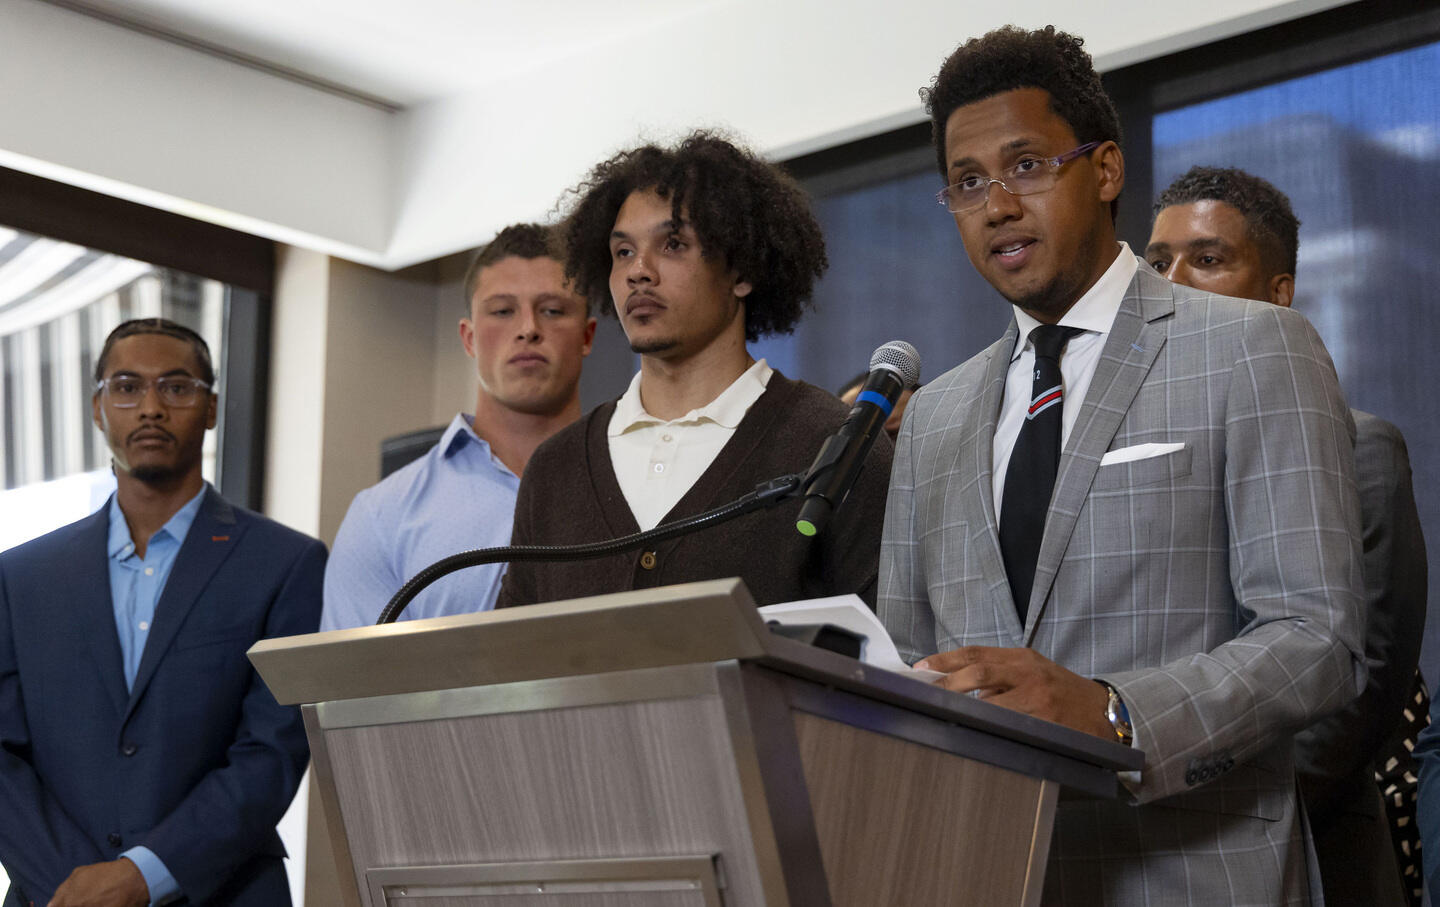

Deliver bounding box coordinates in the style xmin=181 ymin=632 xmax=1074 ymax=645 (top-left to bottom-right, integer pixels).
xmin=1027 ymin=385 xmax=1063 ymax=419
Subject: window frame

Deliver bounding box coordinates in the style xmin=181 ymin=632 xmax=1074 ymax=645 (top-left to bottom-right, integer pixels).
xmin=0 ymin=165 xmax=275 ymax=509
xmin=1103 ymin=0 xmax=1440 ymax=244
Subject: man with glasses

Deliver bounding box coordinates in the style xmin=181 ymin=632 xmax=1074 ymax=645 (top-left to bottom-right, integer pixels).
xmin=1148 ymin=166 xmax=1423 ymax=907
xmin=879 ymin=27 xmax=1364 ymax=903
xmin=323 ymin=223 xmax=595 ymax=630
xmin=0 ymin=318 xmax=324 ymax=906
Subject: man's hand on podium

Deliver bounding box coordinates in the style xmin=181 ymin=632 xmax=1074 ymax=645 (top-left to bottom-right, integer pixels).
xmin=916 ymin=646 xmax=1113 ymax=740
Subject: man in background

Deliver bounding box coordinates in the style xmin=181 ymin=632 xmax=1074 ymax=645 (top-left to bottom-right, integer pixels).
xmin=880 ymin=27 xmax=1364 ymax=903
xmin=323 ymin=224 xmax=595 ymax=629
xmin=499 ymin=132 xmax=890 ymax=609
xmin=0 ymin=318 xmax=324 ymax=906
xmin=1146 ymin=165 xmax=1428 ymax=906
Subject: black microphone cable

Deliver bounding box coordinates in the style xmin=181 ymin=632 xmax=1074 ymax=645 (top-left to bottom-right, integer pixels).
xmin=376 ymin=473 xmax=802 ymax=624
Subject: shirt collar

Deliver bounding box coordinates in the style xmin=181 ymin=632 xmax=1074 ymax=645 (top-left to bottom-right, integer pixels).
xmin=609 ymin=359 xmax=774 ymax=435
xmin=1010 ymin=242 xmax=1138 ymax=362
xmin=443 ymin=412 xmax=522 ymax=477
xmin=439 ymin=412 xmax=480 ymax=457
xmin=107 ymin=484 xmax=208 ymax=560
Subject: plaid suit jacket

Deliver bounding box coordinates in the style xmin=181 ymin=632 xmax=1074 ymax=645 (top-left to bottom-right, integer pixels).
xmin=880 ymin=261 xmax=1366 ymax=905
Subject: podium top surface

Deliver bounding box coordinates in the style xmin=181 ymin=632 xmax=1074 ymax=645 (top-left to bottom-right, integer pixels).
xmin=249 ymin=578 xmax=1142 ymax=774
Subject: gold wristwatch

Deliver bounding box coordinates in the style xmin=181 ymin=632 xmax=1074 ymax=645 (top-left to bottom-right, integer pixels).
xmin=1097 ymin=680 xmax=1134 ymax=746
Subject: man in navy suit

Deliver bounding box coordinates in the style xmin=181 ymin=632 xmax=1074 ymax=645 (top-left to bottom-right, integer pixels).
xmin=0 ymin=319 xmax=325 ymax=906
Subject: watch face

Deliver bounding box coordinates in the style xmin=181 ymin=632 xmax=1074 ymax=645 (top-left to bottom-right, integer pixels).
xmin=1104 ymin=685 xmax=1134 ymax=745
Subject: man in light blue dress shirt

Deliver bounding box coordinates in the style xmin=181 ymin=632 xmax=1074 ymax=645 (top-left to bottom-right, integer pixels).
xmin=102 ymin=487 xmax=204 ymax=901
xmin=323 ymin=224 xmax=595 ymax=630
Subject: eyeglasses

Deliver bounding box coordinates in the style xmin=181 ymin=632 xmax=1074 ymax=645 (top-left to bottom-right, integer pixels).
xmin=95 ymin=375 xmax=212 ymax=408
xmin=935 ymin=141 xmax=1102 ymax=213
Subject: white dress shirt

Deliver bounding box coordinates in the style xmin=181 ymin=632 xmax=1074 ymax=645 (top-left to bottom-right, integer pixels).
xmin=992 ymin=244 xmax=1138 ymax=518
xmin=608 ymin=359 xmax=773 ymax=531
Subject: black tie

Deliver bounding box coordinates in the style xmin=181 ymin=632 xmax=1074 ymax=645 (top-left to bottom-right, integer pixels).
xmin=999 ymin=325 xmax=1084 ymax=622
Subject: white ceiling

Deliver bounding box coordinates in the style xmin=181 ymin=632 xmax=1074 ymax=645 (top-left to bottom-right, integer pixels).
xmin=5 ymin=0 xmax=1348 ymax=271
xmin=63 ymin=0 xmax=735 ymax=106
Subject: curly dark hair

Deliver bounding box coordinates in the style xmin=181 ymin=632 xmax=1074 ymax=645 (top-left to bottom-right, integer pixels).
xmin=922 ymin=26 xmax=1122 ymax=181
xmin=94 ymin=318 xmax=215 ymax=388
xmin=1154 ymin=166 xmax=1300 ymax=276
xmin=462 ymin=222 xmax=564 ymax=310
xmin=560 ymin=131 xmax=828 ymax=342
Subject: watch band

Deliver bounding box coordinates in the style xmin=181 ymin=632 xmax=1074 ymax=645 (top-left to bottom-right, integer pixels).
xmin=1097 ymin=680 xmax=1134 ymax=746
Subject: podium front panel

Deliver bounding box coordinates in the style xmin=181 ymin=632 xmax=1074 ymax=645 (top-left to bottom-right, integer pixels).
xmin=795 ymin=713 xmax=1056 ymax=906
xmin=315 ymin=664 xmax=778 ymax=906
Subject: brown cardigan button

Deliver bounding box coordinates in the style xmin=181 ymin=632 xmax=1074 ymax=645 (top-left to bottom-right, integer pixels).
xmin=639 ymin=551 xmax=658 ymax=570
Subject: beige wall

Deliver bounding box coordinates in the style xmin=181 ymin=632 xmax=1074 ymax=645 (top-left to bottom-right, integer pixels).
xmin=264 ymin=246 xmax=330 ymax=539
xmin=431 ymin=249 xmax=478 ymax=427
xmin=317 ymin=258 xmax=441 ymax=544
xmin=265 ymin=247 xmax=457 ymax=546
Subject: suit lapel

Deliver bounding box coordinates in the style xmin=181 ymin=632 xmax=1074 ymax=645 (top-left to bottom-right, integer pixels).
xmin=965 ymin=323 xmax=1026 ymax=642
xmin=75 ymin=504 xmax=129 ymax=717
xmin=1023 ymin=271 xmax=1174 ymax=642
xmin=123 ymin=488 xmax=244 ymax=722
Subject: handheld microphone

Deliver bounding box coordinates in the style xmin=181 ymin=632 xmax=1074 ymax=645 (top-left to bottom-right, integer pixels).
xmin=796 ymin=340 xmax=921 ymax=538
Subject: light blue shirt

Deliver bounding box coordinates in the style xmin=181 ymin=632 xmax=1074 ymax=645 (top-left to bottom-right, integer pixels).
xmin=106 ymin=485 xmax=205 ymax=906
xmin=322 ymin=414 xmax=520 ymax=630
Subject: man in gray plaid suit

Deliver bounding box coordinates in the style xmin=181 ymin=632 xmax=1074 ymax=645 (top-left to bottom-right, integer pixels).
xmin=879 ymin=27 xmax=1366 ymax=905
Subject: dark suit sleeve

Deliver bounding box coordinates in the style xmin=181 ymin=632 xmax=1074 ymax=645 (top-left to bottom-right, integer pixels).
xmin=0 ymin=560 xmax=107 ymax=902
xmin=1294 ymin=415 xmax=1427 ymax=818
xmin=138 ymin=537 xmax=326 ymax=903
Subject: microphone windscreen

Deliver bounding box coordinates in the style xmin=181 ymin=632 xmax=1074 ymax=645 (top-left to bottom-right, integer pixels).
xmin=869 ymin=340 xmax=922 ymax=389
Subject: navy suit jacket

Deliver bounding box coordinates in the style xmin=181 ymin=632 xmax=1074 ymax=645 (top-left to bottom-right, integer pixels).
xmin=0 ymin=487 xmax=325 ymax=906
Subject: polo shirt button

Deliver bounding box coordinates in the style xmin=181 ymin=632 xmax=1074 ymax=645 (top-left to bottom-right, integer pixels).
xmin=121 ymin=742 xmax=139 ymax=756
xmin=639 ymin=551 xmax=658 ymax=570
xmin=108 ymin=832 xmax=122 ymax=847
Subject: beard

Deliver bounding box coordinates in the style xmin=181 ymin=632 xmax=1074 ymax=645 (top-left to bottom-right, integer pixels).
xmin=1006 ymin=272 xmax=1089 ymax=320
xmin=629 ymin=336 xmax=679 ymax=355
xmin=128 ymin=462 xmax=182 ymax=484
xmin=1000 ymin=232 xmax=1113 ymax=322
xmin=119 ymin=460 xmax=188 ymax=489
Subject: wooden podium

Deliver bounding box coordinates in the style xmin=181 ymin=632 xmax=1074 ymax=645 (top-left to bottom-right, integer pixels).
xmin=249 ymin=579 xmax=1140 ymax=907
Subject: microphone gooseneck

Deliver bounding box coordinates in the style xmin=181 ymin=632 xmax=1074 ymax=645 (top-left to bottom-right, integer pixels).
xmin=377 ymin=473 xmax=803 ymax=624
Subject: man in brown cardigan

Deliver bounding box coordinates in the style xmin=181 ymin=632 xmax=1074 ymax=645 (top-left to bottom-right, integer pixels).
xmin=497 ymin=132 xmax=891 ymax=609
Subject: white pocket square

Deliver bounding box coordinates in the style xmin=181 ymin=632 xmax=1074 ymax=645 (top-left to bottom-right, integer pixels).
xmin=1100 ymin=442 xmax=1186 ymax=466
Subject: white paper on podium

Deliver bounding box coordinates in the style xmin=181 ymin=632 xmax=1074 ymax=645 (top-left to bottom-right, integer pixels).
xmin=758 ymin=595 xmax=945 ymax=682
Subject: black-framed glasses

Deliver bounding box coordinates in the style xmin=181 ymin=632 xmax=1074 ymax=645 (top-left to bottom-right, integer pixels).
xmin=935 ymin=141 xmax=1103 ymax=213
xmin=95 ymin=375 xmax=212 ymax=408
